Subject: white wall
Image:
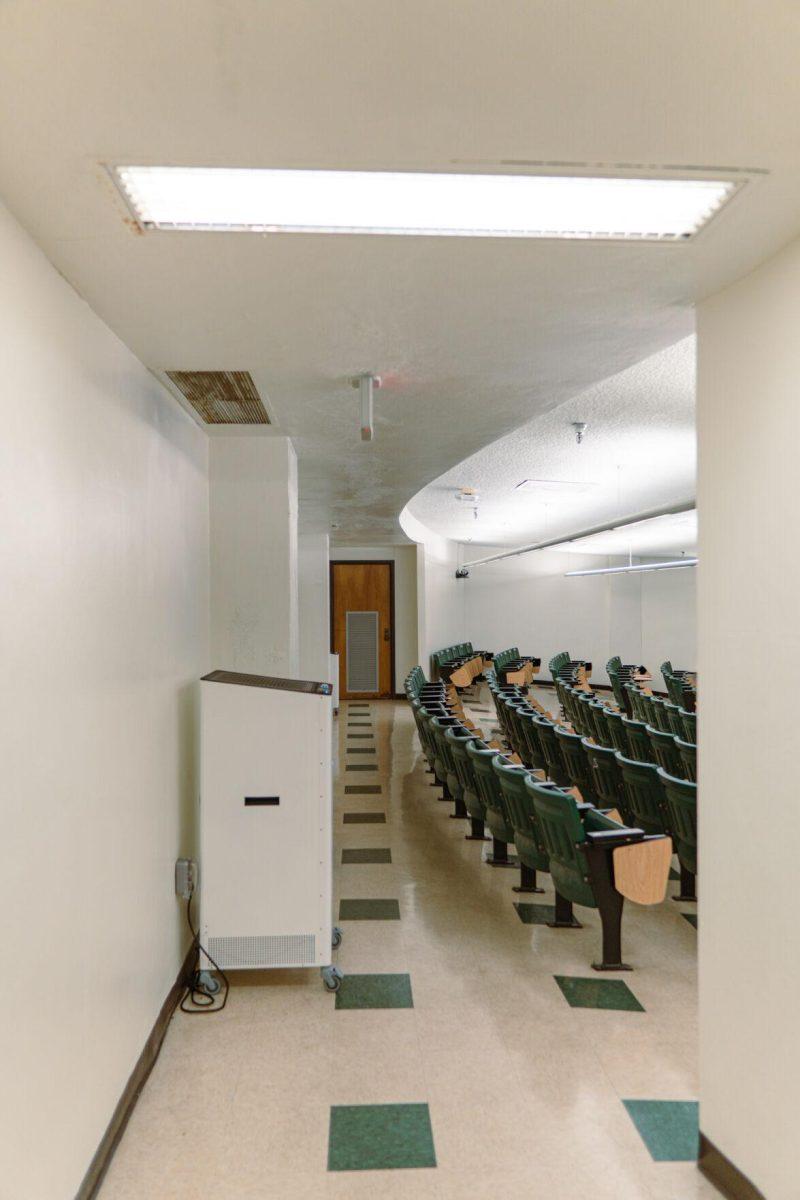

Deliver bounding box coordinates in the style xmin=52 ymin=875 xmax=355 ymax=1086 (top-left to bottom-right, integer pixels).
xmin=298 ymin=532 xmax=331 ymax=682
xmin=0 ymin=202 xmax=210 ymax=1199
xmin=697 ymin=236 xmax=800 ymax=1199
xmin=209 ymin=435 xmax=299 ymax=677
xmin=402 ymin=504 xmax=695 ymax=682
xmin=330 ymin=545 xmax=419 ymax=690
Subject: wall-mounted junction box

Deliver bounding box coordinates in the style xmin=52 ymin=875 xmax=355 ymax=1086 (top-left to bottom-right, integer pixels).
xmin=175 ymin=858 xmax=197 ymax=900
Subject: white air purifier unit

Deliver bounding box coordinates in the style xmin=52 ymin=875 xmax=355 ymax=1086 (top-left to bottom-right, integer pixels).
xmin=199 ymin=670 xmax=340 ymax=988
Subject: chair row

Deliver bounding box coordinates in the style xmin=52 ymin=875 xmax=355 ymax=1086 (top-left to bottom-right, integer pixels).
xmin=431 ymin=641 xmax=490 ymax=685
xmin=556 ymin=680 xmax=697 ymax=782
xmin=491 ymin=680 xmax=697 ymax=904
xmin=407 ymin=667 xmax=677 ymax=970
xmin=493 ymin=646 xmax=541 ymax=686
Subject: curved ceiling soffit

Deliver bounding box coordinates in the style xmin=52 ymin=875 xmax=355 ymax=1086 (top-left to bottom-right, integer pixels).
xmin=400 ymin=335 xmax=696 ymax=556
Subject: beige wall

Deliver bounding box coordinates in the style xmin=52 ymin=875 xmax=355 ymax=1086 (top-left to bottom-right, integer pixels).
xmin=0 ymin=201 xmax=210 ymax=1198
xmin=209 ymin=435 xmax=299 ymax=677
xmin=697 ymin=236 xmax=800 ymax=1199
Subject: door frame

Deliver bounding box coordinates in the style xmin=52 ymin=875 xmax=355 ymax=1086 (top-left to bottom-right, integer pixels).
xmin=329 ymin=559 xmax=396 ymax=698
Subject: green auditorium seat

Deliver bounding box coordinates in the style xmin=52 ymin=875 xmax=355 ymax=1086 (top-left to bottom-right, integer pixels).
xmin=555 ymin=727 xmax=599 ymax=804
xmin=679 ymin=708 xmax=697 ymax=742
xmin=615 ymin=754 xmax=670 ymax=837
xmin=605 ymin=708 xmax=630 ymax=755
xmin=433 ymin=718 xmax=475 ymax=820
xmin=516 ymin=707 xmax=547 ymax=773
xmin=674 ymin=736 xmax=697 ymax=782
xmin=526 ymin=777 xmax=668 ymax=970
xmin=576 ymin=692 xmax=598 ymax=737
xmin=534 ymin=718 xmax=571 ymax=787
xmin=446 ymin=727 xmax=491 ymax=841
xmin=588 ymin=701 xmax=613 ymax=748
xmin=493 ymin=756 xmax=549 ymax=893
xmin=622 ymin=716 xmax=653 ymax=762
xmin=663 ymin=702 xmax=685 ymax=737
xmin=646 ymin=724 xmax=683 ymax=776
xmin=465 ymin=740 xmax=517 ymax=867
xmin=658 ymin=769 xmax=698 ymax=902
xmin=582 ymin=739 xmax=631 ymax=821
xmin=649 ymin=696 xmax=672 ymax=733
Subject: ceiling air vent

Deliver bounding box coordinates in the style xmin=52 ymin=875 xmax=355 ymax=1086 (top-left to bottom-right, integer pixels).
xmin=166 ymin=370 xmax=270 ymax=425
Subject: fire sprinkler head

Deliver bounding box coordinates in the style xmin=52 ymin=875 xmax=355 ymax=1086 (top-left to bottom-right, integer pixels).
xmin=572 ymin=421 xmax=588 ymax=444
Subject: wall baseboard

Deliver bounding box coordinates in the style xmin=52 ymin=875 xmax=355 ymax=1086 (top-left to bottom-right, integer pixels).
xmin=698 ymin=1134 xmax=767 ymax=1200
xmin=75 ymin=939 xmax=197 ymax=1200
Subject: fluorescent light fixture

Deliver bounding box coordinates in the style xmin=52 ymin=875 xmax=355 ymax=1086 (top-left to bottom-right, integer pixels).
xmin=111 ymin=166 xmax=736 ymax=240
xmin=565 ymin=557 xmax=698 ymax=578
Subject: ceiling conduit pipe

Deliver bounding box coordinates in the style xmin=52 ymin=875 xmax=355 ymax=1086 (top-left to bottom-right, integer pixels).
xmin=454 ymin=497 xmax=696 ymax=576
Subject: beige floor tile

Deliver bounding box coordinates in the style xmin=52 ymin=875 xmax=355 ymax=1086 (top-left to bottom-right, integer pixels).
xmin=100 ymin=696 xmax=701 ymax=1200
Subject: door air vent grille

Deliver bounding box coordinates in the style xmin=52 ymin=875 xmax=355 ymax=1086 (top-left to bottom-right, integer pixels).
xmin=346 ymin=611 xmax=379 ymax=693
xmin=166 ymin=370 xmax=270 ymax=424
xmin=207 ymin=933 xmax=316 ymax=968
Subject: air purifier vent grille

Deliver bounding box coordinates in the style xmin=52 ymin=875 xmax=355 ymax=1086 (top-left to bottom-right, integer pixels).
xmin=207 ymin=933 xmax=316 ymax=968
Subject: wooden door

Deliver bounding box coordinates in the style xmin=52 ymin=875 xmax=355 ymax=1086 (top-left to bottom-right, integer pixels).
xmin=331 ymin=561 xmax=394 ymax=699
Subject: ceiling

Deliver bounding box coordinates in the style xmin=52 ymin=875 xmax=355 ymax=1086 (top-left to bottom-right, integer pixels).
xmin=1 ymin=2 xmax=800 ymax=543
xmin=406 ymin=337 xmax=697 ymax=554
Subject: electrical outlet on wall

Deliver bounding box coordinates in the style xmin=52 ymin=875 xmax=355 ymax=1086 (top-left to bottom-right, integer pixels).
xmin=175 ymin=858 xmax=197 ymax=899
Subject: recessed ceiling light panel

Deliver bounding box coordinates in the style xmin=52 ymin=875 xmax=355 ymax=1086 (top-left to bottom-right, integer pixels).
xmin=111 ymin=166 xmax=737 ymax=240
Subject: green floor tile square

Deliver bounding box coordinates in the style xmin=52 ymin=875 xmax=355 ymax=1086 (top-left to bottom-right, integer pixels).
xmin=514 ymin=902 xmax=556 ymax=925
xmin=339 ymin=898 xmax=400 ymax=920
xmin=554 ymin=975 xmax=644 ymax=1012
xmin=343 ymin=812 xmax=386 ymax=824
xmin=683 ymin=913 xmax=698 ymax=929
xmin=328 ymin=1103 xmax=436 ymax=1171
xmin=342 ymin=848 xmax=392 ymax=864
xmin=335 ymin=973 xmax=413 ymax=1010
xmin=348 ymin=722 xmax=372 ymax=727
xmin=344 ymin=784 xmax=382 ymax=795
xmin=622 ymin=1099 xmax=699 ymax=1161
xmin=347 ymin=747 xmax=376 ymax=754
xmin=347 ymin=733 xmax=374 ymax=739
xmin=346 ymin=764 xmax=378 ymax=772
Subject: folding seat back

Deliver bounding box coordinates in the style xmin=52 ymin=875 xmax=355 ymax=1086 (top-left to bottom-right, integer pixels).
xmin=649 ymin=696 xmax=671 ymax=733
xmin=493 ymin=757 xmax=549 ymax=873
xmin=576 ymin=692 xmax=599 ymax=736
xmin=622 ymin=716 xmax=652 ymax=762
xmin=466 ymin=741 xmax=514 ymax=844
xmin=606 ymin=655 xmax=623 ymax=677
xmin=525 ymin=778 xmax=596 ymax=908
xmin=605 ymin=708 xmax=629 ymax=754
xmin=679 ymin=708 xmax=697 ymax=742
xmin=666 ymin=673 xmax=686 ymax=706
xmin=515 ymin=707 xmax=545 ymax=771
xmin=646 ymin=724 xmax=682 ymax=776
xmin=555 ymin=726 xmax=598 ymax=804
xmin=534 ymin=718 xmax=570 ymax=787
xmin=428 ymin=714 xmax=463 ymax=787
xmin=588 ymin=701 xmax=612 ymax=747
xmin=658 ymin=770 xmax=698 ymax=876
xmin=660 ymin=660 xmax=673 ymax=689
xmin=582 ymin=739 xmax=629 ymax=820
xmin=661 ymin=702 xmax=683 ymax=736
xmin=674 ymin=736 xmax=697 ymax=782
xmin=446 ymin=729 xmax=487 ymax=828
xmin=615 ymin=753 xmax=670 ymax=836
xmin=625 ymin=684 xmax=644 ymax=722
xmin=608 ymin=669 xmax=628 ymax=712
xmin=505 ymin=699 xmax=529 ymax=758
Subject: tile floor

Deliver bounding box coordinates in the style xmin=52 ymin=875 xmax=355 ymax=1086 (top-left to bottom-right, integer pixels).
xmin=99 ymin=688 xmax=715 ymax=1200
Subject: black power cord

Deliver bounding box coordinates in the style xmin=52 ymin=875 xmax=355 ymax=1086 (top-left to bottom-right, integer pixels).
xmin=179 ymin=892 xmax=230 ymax=1015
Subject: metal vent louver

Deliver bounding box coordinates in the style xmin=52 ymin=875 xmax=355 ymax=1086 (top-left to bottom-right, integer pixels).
xmin=346 ymin=611 xmax=379 ymax=693
xmin=207 ymin=933 xmax=316 ymax=969
xmin=166 ymin=370 xmax=270 ymax=424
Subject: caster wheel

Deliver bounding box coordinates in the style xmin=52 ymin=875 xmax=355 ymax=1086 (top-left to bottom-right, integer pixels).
xmin=322 ymin=966 xmax=344 ymax=993
xmin=197 ymin=969 xmax=221 ymax=995
xmin=332 ymin=926 xmax=343 ymax=949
